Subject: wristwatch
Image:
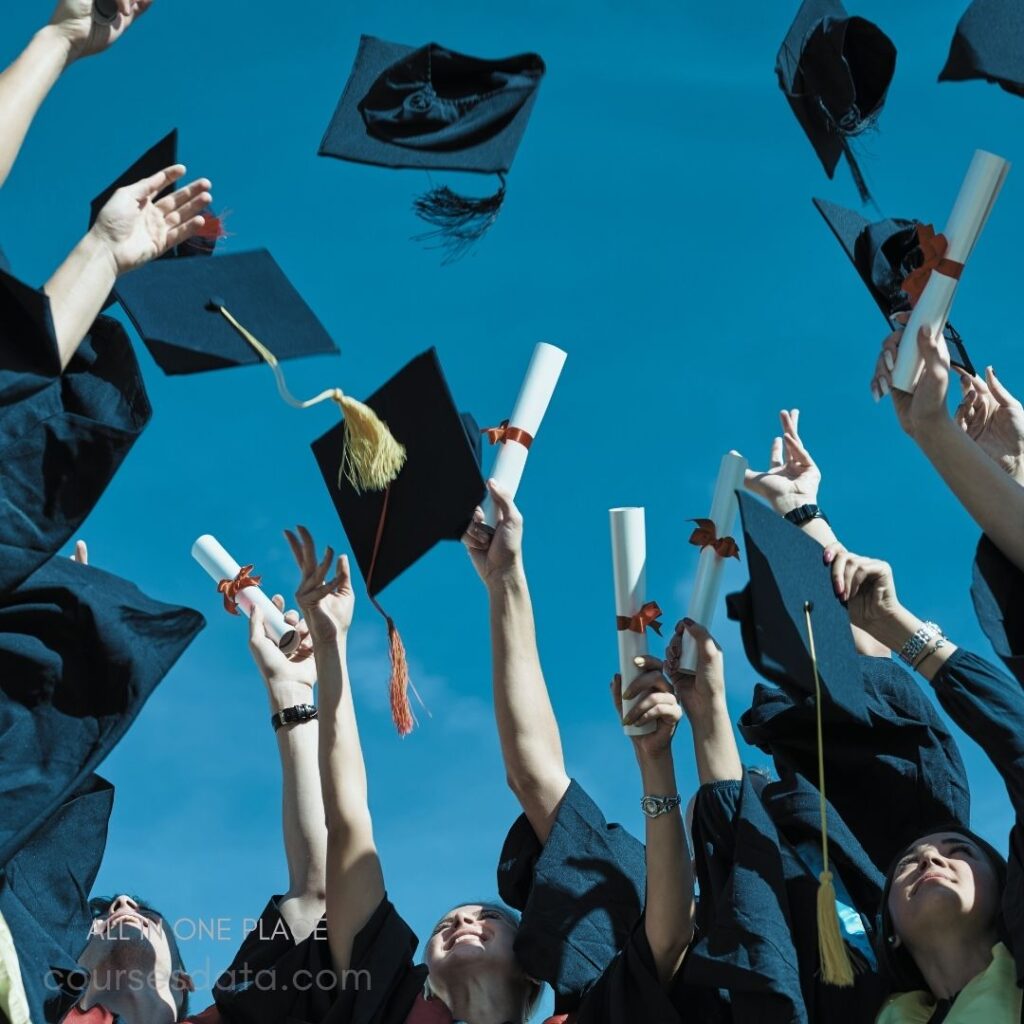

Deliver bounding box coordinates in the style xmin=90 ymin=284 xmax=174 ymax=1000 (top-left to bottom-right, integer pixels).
xmin=784 ymin=504 xmax=830 ymax=528
xmin=271 ymin=704 xmax=319 ymax=732
xmin=640 ymin=794 xmax=682 ymax=818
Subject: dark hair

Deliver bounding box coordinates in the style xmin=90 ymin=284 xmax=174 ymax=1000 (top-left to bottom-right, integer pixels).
xmin=88 ymin=896 xmax=190 ymax=1021
xmin=876 ymin=825 xmax=1008 ymax=993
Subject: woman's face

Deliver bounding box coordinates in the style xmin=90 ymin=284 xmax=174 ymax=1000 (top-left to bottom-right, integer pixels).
xmin=424 ymin=904 xmax=519 ymax=978
xmin=888 ymin=832 xmax=1001 ymax=947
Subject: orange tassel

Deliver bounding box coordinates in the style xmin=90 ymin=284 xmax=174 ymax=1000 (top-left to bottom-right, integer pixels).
xmin=384 ymin=611 xmax=413 ymax=736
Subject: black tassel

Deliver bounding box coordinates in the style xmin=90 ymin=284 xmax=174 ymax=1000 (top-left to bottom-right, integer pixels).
xmin=412 ymin=174 xmax=506 ymax=263
xmin=839 ymin=134 xmax=873 ymax=206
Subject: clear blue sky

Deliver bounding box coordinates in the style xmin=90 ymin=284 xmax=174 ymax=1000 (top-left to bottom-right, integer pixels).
xmin=3 ymin=0 xmax=1023 ymax=1013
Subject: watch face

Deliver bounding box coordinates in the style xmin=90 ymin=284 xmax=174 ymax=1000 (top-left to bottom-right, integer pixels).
xmin=641 ymin=797 xmax=659 ymax=816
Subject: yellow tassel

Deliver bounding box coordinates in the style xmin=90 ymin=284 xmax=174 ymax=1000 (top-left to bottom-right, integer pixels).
xmin=817 ymin=870 xmax=855 ymax=986
xmin=804 ymin=600 xmax=856 ymax=988
xmin=336 ymin=394 xmax=407 ymax=494
xmin=211 ymin=303 xmax=406 ymax=492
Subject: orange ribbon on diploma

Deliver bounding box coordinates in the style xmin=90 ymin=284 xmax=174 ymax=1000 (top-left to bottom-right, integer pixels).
xmin=901 ymin=224 xmax=964 ymax=307
xmin=482 ymin=419 xmax=534 ymax=449
xmin=689 ymin=519 xmax=741 ymax=560
xmin=616 ymin=601 xmax=664 ymax=637
xmin=217 ymin=564 xmax=262 ymax=615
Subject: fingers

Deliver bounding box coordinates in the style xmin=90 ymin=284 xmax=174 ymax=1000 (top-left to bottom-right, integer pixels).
xmin=487 ymin=479 xmax=521 ymax=526
xmin=676 ymin=618 xmax=721 ymax=674
xmin=284 ymin=529 xmax=305 ymax=572
xmin=622 ymin=665 xmax=673 ymax=702
xmin=296 ymin=525 xmax=317 ymax=575
xmin=782 ymin=429 xmax=815 ymax=468
xmin=158 ymin=183 xmax=213 ymax=226
xmin=622 ymin=690 xmax=683 ymax=728
xmin=610 ymin=675 xmax=623 ymax=718
xmin=987 ymin=366 xmax=1020 ymax=408
xmin=72 ymin=539 xmax=88 ymax=565
xmin=871 ymin=328 xmax=903 ymax=401
xmin=769 ymin=435 xmax=784 ymax=468
xmin=248 ymin=605 xmax=265 ymax=643
xmin=165 ymin=215 xmax=206 ymax=251
xmin=132 ymin=164 xmax=186 ymax=201
xmin=272 ymin=594 xmax=285 ymax=612
xmin=462 ymin=515 xmax=493 ymax=551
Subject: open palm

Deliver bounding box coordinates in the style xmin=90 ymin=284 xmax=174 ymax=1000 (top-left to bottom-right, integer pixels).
xmin=285 ymin=526 xmax=355 ymax=644
xmin=743 ymin=408 xmax=821 ymax=516
xmin=956 ymin=367 xmax=1024 ymax=483
xmin=92 ymin=166 xmax=211 ymax=274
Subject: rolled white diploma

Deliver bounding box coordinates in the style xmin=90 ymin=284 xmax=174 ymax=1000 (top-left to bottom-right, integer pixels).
xmin=482 ymin=342 xmax=567 ymax=526
xmin=679 ymin=452 xmax=748 ymax=674
xmin=892 ymin=149 xmax=1010 ymax=393
xmin=192 ymin=534 xmax=300 ymax=654
xmin=610 ymin=507 xmax=658 ymax=737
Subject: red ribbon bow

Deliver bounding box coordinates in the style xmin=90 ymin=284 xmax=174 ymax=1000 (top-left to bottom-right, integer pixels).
xmin=689 ymin=519 xmax=740 ymax=560
xmin=901 ymin=224 xmax=964 ymax=306
xmin=217 ymin=564 xmax=262 ymax=615
xmin=616 ymin=601 xmax=664 ymax=637
xmin=481 ymin=419 xmax=534 ymax=449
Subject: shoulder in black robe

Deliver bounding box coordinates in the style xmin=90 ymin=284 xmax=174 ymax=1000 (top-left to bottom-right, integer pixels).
xmin=972 ymin=534 xmax=1024 ymax=686
xmin=0 ymin=267 xmax=150 ymax=595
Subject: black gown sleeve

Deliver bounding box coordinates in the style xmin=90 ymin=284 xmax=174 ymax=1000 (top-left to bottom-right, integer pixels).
xmin=213 ymin=895 xmax=426 ymax=1024
xmin=0 ymin=268 xmax=150 ymax=594
xmin=0 ymin=556 xmax=204 ymax=868
xmin=496 ymin=780 xmax=646 ymax=1012
xmin=972 ymin=534 xmax=1024 ymax=687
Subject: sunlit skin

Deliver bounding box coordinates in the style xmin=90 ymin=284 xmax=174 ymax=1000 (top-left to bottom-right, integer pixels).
xmin=76 ymin=895 xmax=193 ymax=1024
xmin=888 ymin=832 xmax=1002 ymax=999
xmin=423 ymin=905 xmax=534 ymax=1023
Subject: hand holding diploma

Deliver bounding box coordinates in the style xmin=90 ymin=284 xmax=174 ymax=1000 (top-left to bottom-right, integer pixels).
xmin=193 ymin=534 xmax=300 ymax=654
xmin=482 ymin=342 xmax=567 ymax=527
xmin=889 ymin=149 xmax=1010 ymax=394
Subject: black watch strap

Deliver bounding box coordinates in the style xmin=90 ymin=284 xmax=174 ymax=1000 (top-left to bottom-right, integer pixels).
xmin=271 ymin=704 xmax=318 ymax=732
xmin=784 ymin=504 xmax=829 ymax=527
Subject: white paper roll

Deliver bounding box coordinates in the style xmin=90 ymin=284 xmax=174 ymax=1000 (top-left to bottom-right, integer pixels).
xmin=610 ymin=508 xmax=658 ymax=737
xmin=192 ymin=534 xmax=299 ymax=654
xmin=892 ymin=150 xmax=1010 ymax=393
xmin=679 ymin=452 xmax=748 ymax=674
xmin=482 ymin=342 xmax=567 ymax=526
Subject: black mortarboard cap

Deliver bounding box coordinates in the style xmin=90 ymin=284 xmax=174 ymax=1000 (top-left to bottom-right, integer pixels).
xmin=776 ymin=0 xmax=896 ymax=203
xmin=813 ymin=197 xmax=976 ymax=375
xmin=940 ymin=0 xmax=1024 ymax=97
xmin=90 ymin=130 xmax=223 ymax=259
xmin=319 ymin=35 xmax=546 ymax=260
xmin=313 ymin=347 xmax=485 ymax=598
xmin=113 ymin=248 xmax=339 ymax=375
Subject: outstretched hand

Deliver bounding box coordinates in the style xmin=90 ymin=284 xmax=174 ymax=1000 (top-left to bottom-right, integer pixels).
xmin=90 ymin=165 xmax=211 ymax=275
xmin=248 ymin=596 xmax=316 ymax=690
xmin=284 ymin=526 xmax=354 ymax=644
xmin=664 ymin=619 xmax=728 ymax=726
xmin=462 ymin=479 xmax=523 ymax=587
xmin=954 ymin=365 xmax=1024 ymax=483
xmin=743 ymin=409 xmax=821 ymax=516
xmin=613 ymin=657 xmax=682 ymax=760
xmin=49 ymin=0 xmax=154 ymax=62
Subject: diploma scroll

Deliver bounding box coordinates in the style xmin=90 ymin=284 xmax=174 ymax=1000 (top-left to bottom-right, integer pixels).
xmin=892 ymin=150 xmax=1010 ymax=393
xmin=679 ymin=452 xmax=748 ymax=674
xmin=482 ymin=342 xmax=567 ymax=526
xmin=192 ymin=534 xmax=300 ymax=654
xmin=92 ymin=0 xmax=119 ymax=25
xmin=610 ymin=507 xmax=658 ymax=737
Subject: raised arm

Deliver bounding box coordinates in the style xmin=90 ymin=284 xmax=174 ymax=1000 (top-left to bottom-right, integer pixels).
xmin=615 ymin=656 xmax=695 ymax=987
xmin=873 ymin=324 xmax=1024 ymax=572
xmin=287 ymin=526 xmax=383 ymax=975
xmin=744 ymin=408 xmax=890 ymax=658
xmin=246 ymin=599 xmax=326 ymax=942
xmin=43 ymin=165 xmax=210 ymax=370
xmin=463 ymin=481 xmax=570 ymax=844
xmin=0 ymin=1 xmax=153 ymax=189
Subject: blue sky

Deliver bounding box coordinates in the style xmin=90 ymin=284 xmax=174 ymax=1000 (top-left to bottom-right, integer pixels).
xmin=4 ymin=0 xmax=1024 ymax=1013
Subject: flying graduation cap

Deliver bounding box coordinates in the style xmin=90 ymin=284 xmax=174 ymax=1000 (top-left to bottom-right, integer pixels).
xmin=776 ymin=0 xmax=896 ymax=204
xmin=312 ymin=348 xmax=486 ymax=734
xmin=813 ymin=197 xmax=976 ymax=375
xmin=319 ymin=35 xmax=545 ymax=260
xmin=940 ymin=0 xmax=1024 ymax=97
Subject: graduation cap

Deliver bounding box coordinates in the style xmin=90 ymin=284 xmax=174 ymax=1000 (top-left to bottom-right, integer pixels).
xmin=312 ymin=348 xmax=486 ymax=734
xmin=115 ymin=248 xmax=405 ymax=492
xmin=319 ymin=35 xmax=545 ymax=260
xmin=940 ymin=0 xmax=1024 ymax=97
xmin=813 ymin=197 xmax=976 ymax=375
xmin=90 ymin=130 xmax=226 ymax=259
xmin=776 ymin=0 xmax=896 ymax=204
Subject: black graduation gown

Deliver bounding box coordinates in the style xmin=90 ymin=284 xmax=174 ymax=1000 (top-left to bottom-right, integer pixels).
xmin=212 ymin=782 xmax=698 ymax=1024
xmin=684 ymin=770 xmax=886 ymax=1024
xmin=928 ymin=648 xmax=1024 ymax=984
xmin=736 ymin=650 xmax=971 ymax=876
xmin=972 ymin=535 xmax=1024 ymax=687
xmin=1 ymin=775 xmax=113 ymax=1024
xmin=0 ymin=267 xmax=150 ymax=595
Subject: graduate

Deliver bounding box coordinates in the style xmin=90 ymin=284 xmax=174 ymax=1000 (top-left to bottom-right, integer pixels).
xmin=210 ymin=509 xmax=695 ymax=1024
xmin=820 ymin=548 xmax=1024 ymax=1022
